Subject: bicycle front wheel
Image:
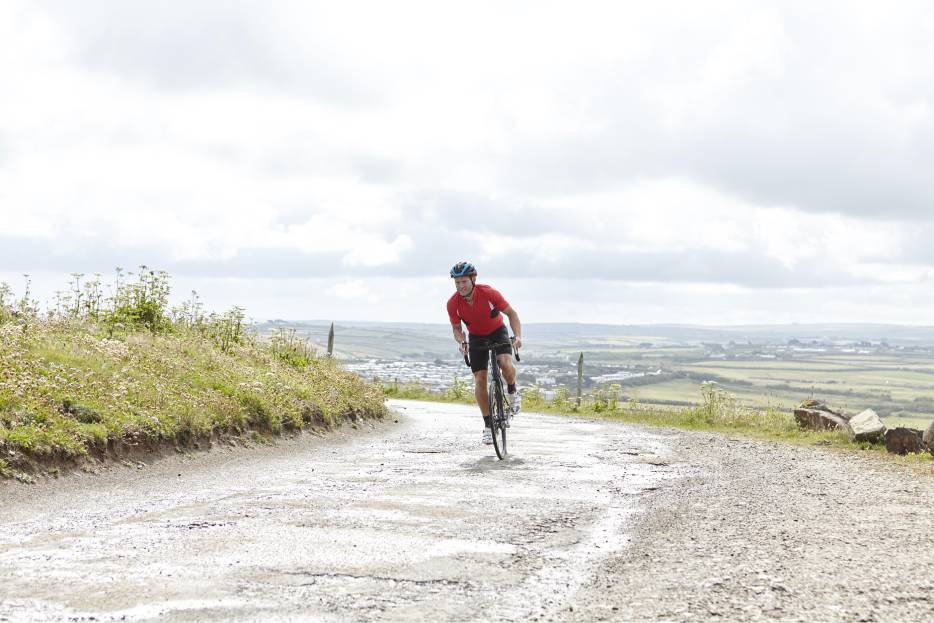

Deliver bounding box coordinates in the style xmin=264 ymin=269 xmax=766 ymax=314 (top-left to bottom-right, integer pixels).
xmin=490 ymin=376 xmax=507 ymax=459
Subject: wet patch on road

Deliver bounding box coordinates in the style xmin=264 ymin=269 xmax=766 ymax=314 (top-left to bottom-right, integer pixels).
xmin=0 ymin=399 xmax=682 ymax=622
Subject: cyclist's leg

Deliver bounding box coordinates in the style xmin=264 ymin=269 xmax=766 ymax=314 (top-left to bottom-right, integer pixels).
xmin=468 ymin=335 xmax=493 ymax=430
xmin=475 ymin=369 xmax=494 ymax=444
xmin=497 ymin=353 xmax=520 ymax=414
xmin=498 ymin=354 xmax=517 ymax=385
xmin=474 ymin=370 xmax=490 ymax=420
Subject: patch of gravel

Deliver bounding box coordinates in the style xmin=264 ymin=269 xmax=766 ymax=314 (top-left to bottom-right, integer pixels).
xmin=568 ymin=430 xmax=934 ymax=622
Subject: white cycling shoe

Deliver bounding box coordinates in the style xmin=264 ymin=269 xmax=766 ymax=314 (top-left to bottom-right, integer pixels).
xmin=507 ymin=390 xmax=521 ymax=415
xmin=482 ymin=427 xmax=493 ymax=445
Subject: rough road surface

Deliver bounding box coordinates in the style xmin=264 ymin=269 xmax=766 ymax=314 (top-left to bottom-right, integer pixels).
xmin=1 ymin=400 xmax=932 ymax=622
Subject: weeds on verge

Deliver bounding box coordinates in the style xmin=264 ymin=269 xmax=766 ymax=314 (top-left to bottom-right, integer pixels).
xmin=0 ymin=269 xmax=388 ymax=474
xmin=381 ymin=378 xmax=931 ymax=458
xmin=269 ymin=328 xmax=316 ymax=368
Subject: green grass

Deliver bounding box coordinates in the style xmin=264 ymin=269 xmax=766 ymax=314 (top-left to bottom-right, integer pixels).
xmin=582 ymin=372 xmax=930 ymax=429
xmin=522 ymin=340 xmax=934 ymax=432
xmin=379 ymin=377 xmax=474 ymax=403
xmin=0 ymin=319 xmax=387 ymax=474
xmin=385 ymin=381 xmax=933 ymax=465
xmin=580 ymin=355 xmax=934 ymax=431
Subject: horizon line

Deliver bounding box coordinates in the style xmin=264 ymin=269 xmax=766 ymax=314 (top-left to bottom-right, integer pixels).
xmin=253 ymin=319 xmax=934 ymax=330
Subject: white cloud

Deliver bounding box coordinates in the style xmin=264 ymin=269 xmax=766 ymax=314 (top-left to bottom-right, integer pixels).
xmin=2 ymin=1 xmax=934 ymax=323
xmin=325 ymin=279 xmax=380 ymax=303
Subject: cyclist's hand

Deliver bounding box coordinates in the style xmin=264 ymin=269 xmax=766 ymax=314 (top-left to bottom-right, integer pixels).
xmin=513 ymin=336 xmax=522 ymax=350
xmin=459 ymin=341 xmax=469 ymax=355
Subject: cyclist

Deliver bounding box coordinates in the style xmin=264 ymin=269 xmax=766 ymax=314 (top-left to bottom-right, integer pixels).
xmin=447 ymin=261 xmax=523 ymax=445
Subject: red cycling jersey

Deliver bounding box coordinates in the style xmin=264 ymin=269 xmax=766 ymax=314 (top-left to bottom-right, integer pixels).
xmin=447 ymin=284 xmax=509 ymax=336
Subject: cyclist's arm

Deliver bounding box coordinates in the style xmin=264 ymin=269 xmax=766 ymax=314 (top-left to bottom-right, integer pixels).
xmin=452 ymin=323 xmax=468 ymax=353
xmin=502 ymin=306 xmax=522 ymax=349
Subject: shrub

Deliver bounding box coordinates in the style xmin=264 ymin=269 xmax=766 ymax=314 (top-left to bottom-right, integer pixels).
xmin=552 ymin=386 xmax=570 ymax=409
xmin=443 ymin=377 xmax=472 ymax=401
xmin=103 ymin=267 xmax=172 ymax=335
xmin=522 ymin=386 xmax=546 ymax=409
xmin=269 ymin=328 xmax=315 ymax=367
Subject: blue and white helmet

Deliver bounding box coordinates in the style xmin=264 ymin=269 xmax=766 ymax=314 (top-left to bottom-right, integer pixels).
xmin=450 ymin=261 xmax=477 ymax=278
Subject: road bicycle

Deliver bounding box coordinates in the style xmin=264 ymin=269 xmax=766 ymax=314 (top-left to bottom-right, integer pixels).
xmin=464 ymin=335 xmax=520 ymax=460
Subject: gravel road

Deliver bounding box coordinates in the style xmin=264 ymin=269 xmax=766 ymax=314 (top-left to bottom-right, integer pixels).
xmin=1 ymin=399 xmax=932 ymax=622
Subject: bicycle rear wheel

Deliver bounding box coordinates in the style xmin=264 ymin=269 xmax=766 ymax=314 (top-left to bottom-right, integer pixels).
xmin=490 ymin=376 xmax=507 ymax=459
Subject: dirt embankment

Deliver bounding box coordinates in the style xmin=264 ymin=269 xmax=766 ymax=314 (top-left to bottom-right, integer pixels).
xmin=0 ymin=319 xmax=387 ymax=481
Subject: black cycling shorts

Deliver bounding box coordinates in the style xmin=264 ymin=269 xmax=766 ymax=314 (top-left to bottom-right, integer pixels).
xmin=468 ymin=325 xmax=513 ymax=374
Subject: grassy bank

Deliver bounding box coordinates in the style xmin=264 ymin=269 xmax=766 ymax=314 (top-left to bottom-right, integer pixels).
xmin=0 ymin=271 xmax=386 ymax=479
xmin=382 ymin=380 xmax=933 ymax=463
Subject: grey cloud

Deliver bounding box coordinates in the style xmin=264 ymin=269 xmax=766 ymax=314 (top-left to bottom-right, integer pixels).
xmin=169 ymin=249 xmax=346 ymax=280
xmin=496 ymin=19 xmax=934 ymax=220
xmin=500 ymin=248 xmax=861 ymax=288
xmin=507 ymin=96 xmax=934 ymax=221
xmin=353 ymin=156 xmax=402 ymax=184
xmin=0 ymin=236 xmax=170 ymax=277
xmin=0 ymin=229 xmax=860 ymax=290
xmin=686 ymin=114 xmax=934 ymax=220
xmin=0 ymin=174 xmax=895 ymax=291
xmin=0 ymin=233 xmax=348 ymax=281
xmin=171 ymin=244 xmax=865 ymax=289
xmin=34 ymin=2 xmax=934 ymax=220
xmin=397 ymin=190 xmax=568 ymax=238
xmin=27 ymin=0 xmax=934 ymax=222
xmin=37 ymin=0 xmax=376 ymax=105
xmin=193 ymin=139 xmax=398 ymax=184
xmin=885 ymin=223 xmax=934 ymax=266
xmin=387 ymin=193 xmax=592 ymax=272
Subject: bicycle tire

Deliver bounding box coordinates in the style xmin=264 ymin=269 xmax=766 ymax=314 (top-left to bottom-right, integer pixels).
xmin=489 ymin=360 xmax=507 ymax=460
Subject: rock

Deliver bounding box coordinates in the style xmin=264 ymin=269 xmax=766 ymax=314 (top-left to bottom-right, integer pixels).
xmin=794 ymin=399 xmax=852 ymax=431
xmin=884 ymin=428 xmax=924 ymax=455
xmin=798 ymin=399 xmax=852 ymax=422
xmin=847 ymin=409 xmax=886 ymax=442
xmin=794 ymin=407 xmax=847 ymax=431
xmin=923 ymin=421 xmax=934 ymax=452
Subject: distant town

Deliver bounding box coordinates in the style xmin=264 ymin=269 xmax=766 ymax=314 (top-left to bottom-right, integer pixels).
xmin=254 ymin=321 xmax=934 ymax=428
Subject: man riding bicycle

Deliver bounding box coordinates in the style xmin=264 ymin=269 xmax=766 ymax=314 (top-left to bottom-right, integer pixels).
xmin=446 ymin=261 xmax=523 ymax=445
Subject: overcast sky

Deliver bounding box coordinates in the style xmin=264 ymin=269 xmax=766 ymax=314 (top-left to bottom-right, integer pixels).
xmin=3 ymin=1 xmax=934 ymax=325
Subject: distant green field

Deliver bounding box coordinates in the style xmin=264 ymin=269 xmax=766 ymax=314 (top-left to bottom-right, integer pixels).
xmin=544 ymin=344 xmax=934 ymax=431
xmin=622 ymin=377 xmax=931 ymax=429
xmin=259 ymin=321 xmax=934 ymax=431
xmin=605 ymin=354 xmax=934 ymax=431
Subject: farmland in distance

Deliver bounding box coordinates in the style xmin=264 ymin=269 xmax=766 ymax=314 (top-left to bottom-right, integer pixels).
xmin=255 ymin=321 xmax=934 ymax=430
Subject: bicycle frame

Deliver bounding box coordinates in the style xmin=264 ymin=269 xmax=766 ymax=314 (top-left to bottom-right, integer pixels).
xmin=463 ymin=336 xmax=519 ymax=459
